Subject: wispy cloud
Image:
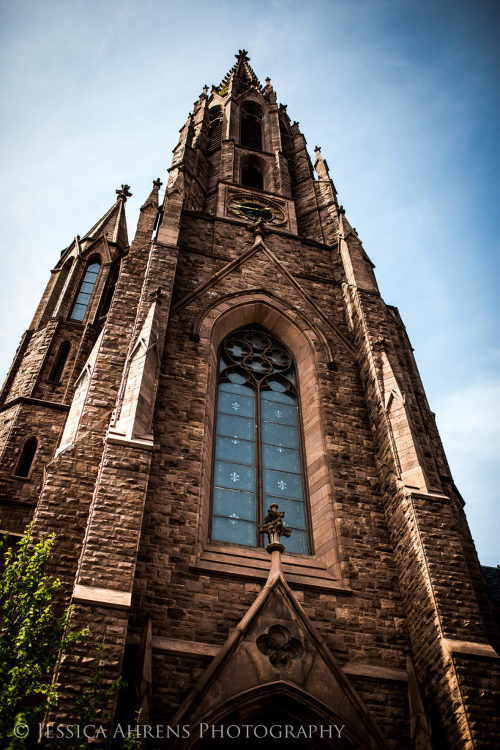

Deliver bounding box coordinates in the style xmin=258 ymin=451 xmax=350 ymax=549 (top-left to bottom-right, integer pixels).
xmin=435 ymin=376 xmax=500 ymax=565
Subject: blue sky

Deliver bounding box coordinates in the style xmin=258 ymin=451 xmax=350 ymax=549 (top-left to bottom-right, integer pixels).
xmin=0 ymin=0 xmax=498 ymax=564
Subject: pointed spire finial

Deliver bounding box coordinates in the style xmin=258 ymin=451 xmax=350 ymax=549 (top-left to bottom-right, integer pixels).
xmin=116 ymin=184 xmax=132 ymax=202
xmin=236 ymin=49 xmax=249 ymax=62
xmin=314 ymin=145 xmax=321 ymax=153
xmin=153 ymin=178 xmax=163 ymax=190
xmin=265 ymin=77 xmax=271 ymax=85
xmin=202 ymin=84 xmax=209 ymax=96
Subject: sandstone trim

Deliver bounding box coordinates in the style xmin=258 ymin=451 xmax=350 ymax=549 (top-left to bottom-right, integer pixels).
xmin=72 ymin=584 xmax=132 ymax=610
xmin=443 ymin=639 xmax=499 ymax=660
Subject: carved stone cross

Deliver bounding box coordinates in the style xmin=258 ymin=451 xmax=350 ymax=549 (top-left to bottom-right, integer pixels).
xmin=116 ymin=184 xmax=132 ymax=202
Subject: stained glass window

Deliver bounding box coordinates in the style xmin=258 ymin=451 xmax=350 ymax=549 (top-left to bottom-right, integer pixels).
xmin=69 ymin=260 xmax=101 ymax=322
xmin=211 ymin=326 xmax=310 ymax=554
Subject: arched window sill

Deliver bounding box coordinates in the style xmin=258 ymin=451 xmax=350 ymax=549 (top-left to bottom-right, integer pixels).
xmin=191 ymin=543 xmax=352 ymax=596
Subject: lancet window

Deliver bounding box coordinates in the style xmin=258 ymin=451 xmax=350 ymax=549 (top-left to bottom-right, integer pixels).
xmin=211 ymin=326 xmax=310 ymax=554
xmin=69 ymin=259 xmax=101 ymax=322
xmin=49 ymin=340 xmax=70 ymax=384
xmin=14 ymin=436 xmax=38 ymax=478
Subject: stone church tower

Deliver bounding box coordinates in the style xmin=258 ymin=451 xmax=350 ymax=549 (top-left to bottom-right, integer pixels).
xmin=0 ymin=51 xmax=498 ymax=748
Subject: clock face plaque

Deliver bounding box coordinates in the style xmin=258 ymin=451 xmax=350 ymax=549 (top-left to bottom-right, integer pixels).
xmin=228 ymin=195 xmax=286 ymax=226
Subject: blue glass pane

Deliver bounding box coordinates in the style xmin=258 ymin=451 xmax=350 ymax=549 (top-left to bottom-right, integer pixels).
xmin=216 ymin=436 xmax=255 ymax=464
xmin=213 ymin=487 xmax=256 ymax=522
xmin=216 ymin=413 xmax=254 ymax=441
xmin=247 ymin=356 xmax=271 ymax=374
xmin=268 ymin=348 xmax=289 ymax=367
xmin=261 ymin=389 xmax=296 ymax=405
xmin=261 ymin=400 xmax=297 ymax=426
xmin=246 ymin=333 xmax=269 ymax=350
xmin=80 ymin=281 xmax=95 ymax=294
xmin=282 ymin=529 xmax=308 ymax=555
xmin=86 ymin=263 xmax=100 ymax=275
xmin=75 ymin=292 xmax=91 ymax=305
xmin=263 ymin=495 xmax=305 ymax=528
xmin=219 ymin=382 xmax=254 ymax=397
xmin=70 ymin=304 xmax=86 ymax=321
xmin=263 ymin=468 xmax=303 ymax=499
xmin=262 ymin=444 xmax=301 ymax=473
xmin=215 ymin=460 xmax=255 ymax=491
xmin=227 ymin=343 xmax=249 ymax=359
xmin=228 ymin=371 xmax=247 ymax=384
xmin=268 ymin=378 xmax=287 ymax=391
xmin=212 ymin=516 xmax=256 ymax=546
xmin=261 ymin=421 xmax=299 ymax=449
xmin=218 ymin=391 xmax=254 ymax=418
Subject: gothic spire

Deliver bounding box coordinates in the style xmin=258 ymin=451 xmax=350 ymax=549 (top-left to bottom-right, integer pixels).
xmin=140 ymin=178 xmax=162 ymax=211
xmin=213 ymin=49 xmax=262 ymax=96
xmin=79 ymin=184 xmax=130 ymax=250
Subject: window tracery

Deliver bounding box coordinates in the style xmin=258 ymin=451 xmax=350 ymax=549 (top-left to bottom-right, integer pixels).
xmin=211 ymin=326 xmax=310 ymax=554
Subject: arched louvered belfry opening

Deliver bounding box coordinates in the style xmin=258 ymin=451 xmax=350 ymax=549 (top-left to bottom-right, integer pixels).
xmin=208 ymin=106 xmax=223 ymax=152
xmin=14 ymin=436 xmax=38 ymax=478
xmin=240 ymin=100 xmax=262 ymax=150
xmin=240 ymin=154 xmax=264 ymax=190
xmin=49 ymin=340 xmax=71 ymax=384
xmin=69 ymin=257 xmax=101 ymax=322
xmin=210 ymin=325 xmax=311 ymax=555
xmin=280 ymin=118 xmax=297 ymax=187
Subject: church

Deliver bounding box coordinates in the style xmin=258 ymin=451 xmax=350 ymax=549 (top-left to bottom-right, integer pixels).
xmin=0 ymin=51 xmax=498 ymax=748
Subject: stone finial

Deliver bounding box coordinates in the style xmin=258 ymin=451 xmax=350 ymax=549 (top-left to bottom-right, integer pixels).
xmin=260 ymin=503 xmax=291 ymax=554
xmin=149 ymin=286 xmax=164 ymax=303
xmin=202 ymin=84 xmax=209 ymax=96
xmin=265 ymin=77 xmax=271 ymax=86
xmin=236 ymin=49 xmax=249 ymax=62
xmin=252 ymin=218 xmax=266 ymax=239
xmin=314 ymin=145 xmax=321 ymax=153
xmin=153 ymin=178 xmax=163 ymax=190
xmin=116 ymin=184 xmax=132 ymax=202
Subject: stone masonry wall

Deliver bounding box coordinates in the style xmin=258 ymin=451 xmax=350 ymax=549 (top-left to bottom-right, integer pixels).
xmin=128 ymin=212 xmax=413 ymax=747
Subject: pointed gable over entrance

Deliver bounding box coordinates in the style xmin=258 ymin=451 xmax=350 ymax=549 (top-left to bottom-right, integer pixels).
xmin=170 ymin=548 xmax=390 ymax=750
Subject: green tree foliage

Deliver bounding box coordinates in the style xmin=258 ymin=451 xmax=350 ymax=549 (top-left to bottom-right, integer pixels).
xmin=0 ymin=525 xmax=87 ymax=746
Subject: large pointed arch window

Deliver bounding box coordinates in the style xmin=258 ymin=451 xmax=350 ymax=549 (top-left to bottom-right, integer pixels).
xmin=211 ymin=326 xmax=310 ymax=554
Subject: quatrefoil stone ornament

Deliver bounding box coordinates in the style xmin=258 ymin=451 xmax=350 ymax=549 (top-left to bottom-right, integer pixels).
xmin=256 ymin=625 xmax=304 ymax=670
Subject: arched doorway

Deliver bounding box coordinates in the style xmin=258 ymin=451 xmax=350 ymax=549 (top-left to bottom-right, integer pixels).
xmin=175 ymin=683 xmax=357 ymax=749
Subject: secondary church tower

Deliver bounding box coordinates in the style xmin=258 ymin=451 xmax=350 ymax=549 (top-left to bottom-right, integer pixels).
xmin=0 ymin=51 xmax=498 ymax=748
